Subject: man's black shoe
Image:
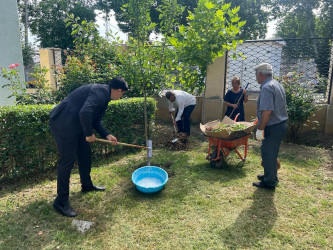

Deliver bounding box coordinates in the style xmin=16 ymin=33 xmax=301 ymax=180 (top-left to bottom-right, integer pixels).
xmin=53 ymin=203 xmax=78 ymax=217
xmin=82 ymin=185 xmax=106 ymax=193
xmin=257 ymin=174 xmax=264 ymax=181
xmin=252 ymin=181 xmax=275 ymax=190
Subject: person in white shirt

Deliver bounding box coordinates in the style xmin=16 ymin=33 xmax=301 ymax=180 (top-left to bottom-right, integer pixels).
xmin=165 ymin=90 xmax=196 ymax=136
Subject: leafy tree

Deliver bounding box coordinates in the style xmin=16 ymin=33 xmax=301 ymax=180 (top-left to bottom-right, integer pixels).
xmin=66 ymin=14 xmax=117 ymax=81
xmin=271 ymin=0 xmax=321 ymax=38
xmin=21 ymin=43 xmax=35 ymax=67
xmin=314 ymin=1 xmax=333 ymax=78
xmin=223 ymin=0 xmax=270 ymax=39
xmin=26 ymin=0 xmax=96 ymax=49
xmin=62 ymin=0 xmax=245 ymax=96
xmin=316 ymin=0 xmax=333 ymax=38
xmin=169 ymin=0 xmax=245 ymax=93
xmin=274 ymin=0 xmax=332 ymax=77
xmin=100 ymin=0 xmax=196 ymax=38
xmin=54 ymin=55 xmax=100 ymax=101
xmin=100 ymin=0 xmax=269 ymax=40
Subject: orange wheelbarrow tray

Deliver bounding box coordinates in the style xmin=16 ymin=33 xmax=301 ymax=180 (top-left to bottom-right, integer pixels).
xmin=205 ymin=134 xmax=251 ymax=162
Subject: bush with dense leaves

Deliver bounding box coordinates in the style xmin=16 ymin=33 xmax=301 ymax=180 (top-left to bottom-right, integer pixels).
xmin=280 ymin=73 xmax=316 ymax=140
xmin=0 ymin=98 xmax=156 ymax=181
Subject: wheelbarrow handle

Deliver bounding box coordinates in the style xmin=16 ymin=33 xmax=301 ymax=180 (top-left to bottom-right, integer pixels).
xmin=95 ymin=138 xmax=149 ymax=149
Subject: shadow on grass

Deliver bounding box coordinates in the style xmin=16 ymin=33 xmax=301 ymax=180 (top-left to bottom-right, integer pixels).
xmin=220 ymin=189 xmax=277 ymax=248
xmin=250 ymin=141 xmax=330 ymax=169
xmin=0 ymin=168 xmax=58 ymax=198
xmin=0 ymin=199 xmax=84 ymax=249
xmin=0 ymin=150 xmax=135 ymax=198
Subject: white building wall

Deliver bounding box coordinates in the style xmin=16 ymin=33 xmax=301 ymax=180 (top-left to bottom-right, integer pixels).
xmin=0 ymin=0 xmax=24 ymax=106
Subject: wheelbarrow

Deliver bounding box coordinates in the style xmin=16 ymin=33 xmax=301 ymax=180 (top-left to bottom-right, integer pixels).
xmin=205 ymin=134 xmax=251 ymax=167
xmin=203 ymin=118 xmax=258 ymax=168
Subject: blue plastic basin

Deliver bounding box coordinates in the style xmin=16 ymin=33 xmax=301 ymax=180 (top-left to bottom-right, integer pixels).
xmin=132 ymin=166 xmax=168 ymax=193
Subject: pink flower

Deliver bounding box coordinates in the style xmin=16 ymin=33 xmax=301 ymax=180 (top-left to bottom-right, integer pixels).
xmin=9 ymin=63 xmax=19 ymax=69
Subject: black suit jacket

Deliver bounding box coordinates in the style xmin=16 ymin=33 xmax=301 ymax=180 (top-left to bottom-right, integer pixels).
xmin=50 ymin=84 xmax=111 ymax=139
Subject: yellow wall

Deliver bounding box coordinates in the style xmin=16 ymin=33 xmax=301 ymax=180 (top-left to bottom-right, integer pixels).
xmin=39 ymin=48 xmax=62 ymax=89
xmin=39 ymin=49 xmax=55 ymax=88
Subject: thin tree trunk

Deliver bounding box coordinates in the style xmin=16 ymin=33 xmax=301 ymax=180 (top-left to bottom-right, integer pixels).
xmin=306 ymin=4 xmax=318 ymax=57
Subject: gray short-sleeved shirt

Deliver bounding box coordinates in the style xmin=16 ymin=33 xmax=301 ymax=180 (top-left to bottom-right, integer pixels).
xmin=257 ymin=78 xmax=288 ymax=126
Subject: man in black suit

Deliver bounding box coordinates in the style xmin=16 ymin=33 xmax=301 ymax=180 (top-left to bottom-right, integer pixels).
xmin=50 ymin=77 xmax=128 ymax=217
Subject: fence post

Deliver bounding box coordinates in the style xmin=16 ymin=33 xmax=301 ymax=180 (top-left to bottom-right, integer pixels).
xmin=328 ymin=41 xmax=333 ymax=105
xmin=324 ymin=41 xmax=333 ymax=135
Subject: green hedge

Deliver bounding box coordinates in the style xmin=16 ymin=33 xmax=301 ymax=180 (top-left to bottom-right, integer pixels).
xmin=0 ymin=97 xmax=156 ymax=181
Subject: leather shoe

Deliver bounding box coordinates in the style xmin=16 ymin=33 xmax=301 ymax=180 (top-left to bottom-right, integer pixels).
xmin=252 ymin=181 xmax=275 ymax=190
xmin=257 ymin=174 xmax=264 ymax=181
xmin=82 ymin=185 xmax=106 ymax=193
xmin=53 ymin=202 xmax=78 ymax=217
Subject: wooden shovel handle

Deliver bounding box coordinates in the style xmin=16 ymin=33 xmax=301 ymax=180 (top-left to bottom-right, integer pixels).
xmin=95 ymin=138 xmax=148 ymax=149
xmin=170 ymin=113 xmax=177 ymax=134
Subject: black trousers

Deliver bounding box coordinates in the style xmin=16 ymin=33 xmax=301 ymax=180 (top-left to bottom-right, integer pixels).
xmin=261 ymin=120 xmax=288 ymax=187
xmin=175 ymin=104 xmax=196 ymax=135
xmin=50 ymin=125 xmax=93 ymax=205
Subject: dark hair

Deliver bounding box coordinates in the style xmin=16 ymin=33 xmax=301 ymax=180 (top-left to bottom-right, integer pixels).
xmin=165 ymin=91 xmax=175 ymax=99
xmin=108 ymin=77 xmax=128 ymax=91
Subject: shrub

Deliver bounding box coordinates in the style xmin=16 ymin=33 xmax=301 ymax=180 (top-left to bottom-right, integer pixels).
xmin=280 ymin=73 xmax=316 ymax=140
xmin=0 ymin=98 xmax=156 ymax=181
xmin=53 ymin=55 xmax=99 ymax=101
xmin=0 ymin=64 xmax=55 ymax=105
xmin=315 ymin=76 xmax=329 ymax=95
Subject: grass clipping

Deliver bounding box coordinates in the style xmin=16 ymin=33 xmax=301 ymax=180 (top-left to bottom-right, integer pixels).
xmin=200 ymin=116 xmax=257 ymax=140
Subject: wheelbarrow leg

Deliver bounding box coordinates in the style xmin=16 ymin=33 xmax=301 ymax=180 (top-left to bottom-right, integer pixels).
xmin=216 ymin=140 xmax=222 ymax=159
xmin=244 ymin=140 xmax=248 ymax=160
xmin=206 ymin=140 xmax=212 ymax=160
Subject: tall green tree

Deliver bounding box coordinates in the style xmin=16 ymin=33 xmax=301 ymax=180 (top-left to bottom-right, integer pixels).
xmin=26 ymin=0 xmax=96 ymax=49
xmin=272 ymin=0 xmax=321 ymax=38
xmin=316 ymin=0 xmax=333 ymax=38
xmin=101 ymin=0 xmax=196 ymax=38
xmin=225 ymin=0 xmax=270 ymax=39
xmin=99 ymin=0 xmax=270 ymax=40
xmin=273 ymin=0 xmax=332 ymax=77
xmin=170 ymin=0 xmax=245 ymax=93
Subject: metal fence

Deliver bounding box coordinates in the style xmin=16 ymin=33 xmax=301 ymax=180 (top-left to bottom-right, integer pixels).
xmin=225 ymin=38 xmax=333 ymax=104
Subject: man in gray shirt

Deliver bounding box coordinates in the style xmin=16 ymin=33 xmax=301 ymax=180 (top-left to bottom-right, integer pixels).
xmin=253 ymin=63 xmax=288 ymax=189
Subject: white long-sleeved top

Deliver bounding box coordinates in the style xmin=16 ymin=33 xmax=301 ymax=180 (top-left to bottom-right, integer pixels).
xmin=168 ymin=90 xmax=196 ymax=121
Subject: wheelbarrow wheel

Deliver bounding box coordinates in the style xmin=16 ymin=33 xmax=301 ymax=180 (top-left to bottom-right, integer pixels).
xmin=210 ymin=158 xmax=225 ymax=168
xmin=209 ymin=149 xmax=225 ymax=168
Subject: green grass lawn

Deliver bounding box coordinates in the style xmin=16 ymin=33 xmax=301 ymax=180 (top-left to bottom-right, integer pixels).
xmin=0 ymin=123 xmax=332 ymax=249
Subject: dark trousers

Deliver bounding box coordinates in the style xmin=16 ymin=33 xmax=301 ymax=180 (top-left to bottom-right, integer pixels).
xmin=175 ymin=105 xmax=196 ymax=135
xmin=50 ymin=125 xmax=93 ymax=205
xmin=261 ymin=120 xmax=288 ymax=187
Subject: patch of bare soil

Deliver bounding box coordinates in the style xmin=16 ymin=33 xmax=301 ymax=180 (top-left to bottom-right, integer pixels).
xmin=151 ymin=119 xmax=204 ymax=149
xmin=164 ymin=133 xmax=189 ymax=151
xmin=292 ymin=131 xmax=333 ymax=150
xmin=282 ymin=131 xmax=333 ymax=176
